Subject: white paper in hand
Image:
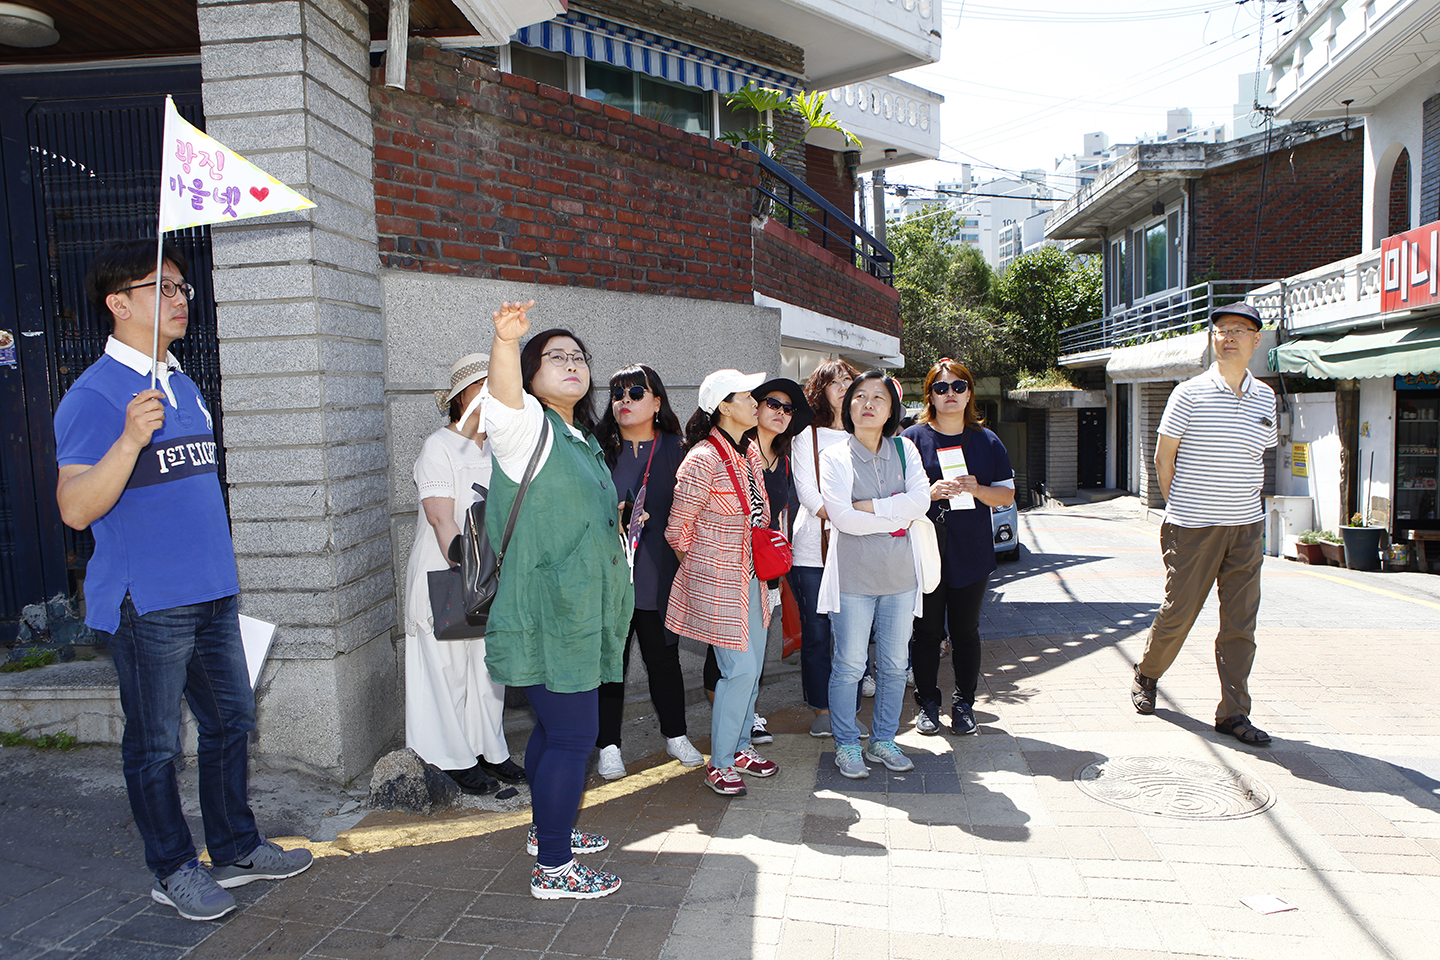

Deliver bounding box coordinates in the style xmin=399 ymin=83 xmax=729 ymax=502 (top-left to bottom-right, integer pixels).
xmin=239 ymin=614 xmax=277 ymax=689
xmin=936 ymin=445 xmax=975 ymax=510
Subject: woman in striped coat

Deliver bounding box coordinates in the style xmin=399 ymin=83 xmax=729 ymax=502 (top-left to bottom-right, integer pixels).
xmin=665 ymin=369 xmax=776 ymax=797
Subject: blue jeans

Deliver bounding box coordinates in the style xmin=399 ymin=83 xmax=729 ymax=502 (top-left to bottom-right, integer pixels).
xmin=709 ymin=579 xmax=767 ymax=769
xmin=830 ymin=591 xmax=912 ymax=745
xmin=790 ymin=566 xmax=832 ymax=710
xmin=104 ymin=595 xmax=259 ymax=879
xmin=524 ymin=685 xmax=598 ymax=867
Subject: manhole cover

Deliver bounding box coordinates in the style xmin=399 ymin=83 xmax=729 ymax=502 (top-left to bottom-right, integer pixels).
xmin=1074 ymin=756 xmax=1275 ymax=820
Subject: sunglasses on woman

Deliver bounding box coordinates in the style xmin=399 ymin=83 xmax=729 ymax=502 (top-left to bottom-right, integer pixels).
xmin=610 ymin=384 xmax=648 ymax=401
xmin=762 ymin=396 xmax=794 ymax=415
xmin=930 ymin=379 xmax=970 ymax=395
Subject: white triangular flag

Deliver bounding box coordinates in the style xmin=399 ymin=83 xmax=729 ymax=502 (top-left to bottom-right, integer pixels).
xmin=158 ymin=95 xmax=315 ymax=232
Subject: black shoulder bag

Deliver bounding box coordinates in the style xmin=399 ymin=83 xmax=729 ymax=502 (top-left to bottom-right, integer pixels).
xmin=428 ymin=416 xmax=550 ymax=639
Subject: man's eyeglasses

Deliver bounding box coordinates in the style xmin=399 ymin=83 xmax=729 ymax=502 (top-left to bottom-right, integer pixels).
xmin=611 ymin=384 xmax=648 ymax=402
xmin=763 ymin=396 xmax=794 ymax=415
xmin=541 ymin=350 xmax=590 ymax=367
xmin=1213 ymin=326 xmax=1258 ymax=340
xmin=118 ymin=279 xmax=194 ymax=301
xmin=930 ymin=379 xmax=970 ymax=395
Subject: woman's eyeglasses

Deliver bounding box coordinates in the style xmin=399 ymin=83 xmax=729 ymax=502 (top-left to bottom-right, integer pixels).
xmin=763 ymin=397 xmax=794 ymax=415
xmin=541 ymin=350 xmax=590 ymax=367
xmin=930 ymin=379 xmax=970 ymax=395
xmin=610 ymin=384 xmax=648 ymax=402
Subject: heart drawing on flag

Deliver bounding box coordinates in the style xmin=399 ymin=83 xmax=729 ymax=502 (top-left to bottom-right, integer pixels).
xmin=250 ymin=186 xmax=270 ymax=201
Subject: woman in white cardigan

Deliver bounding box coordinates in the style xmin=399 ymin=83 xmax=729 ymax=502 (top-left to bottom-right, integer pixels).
xmin=818 ymin=371 xmax=931 ymax=779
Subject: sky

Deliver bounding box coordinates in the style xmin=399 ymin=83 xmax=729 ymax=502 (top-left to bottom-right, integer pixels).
xmin=888 ymin=0 xmax=1298 ymax=196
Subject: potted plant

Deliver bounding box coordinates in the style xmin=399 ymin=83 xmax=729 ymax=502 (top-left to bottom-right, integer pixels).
xmin=1340 ymin=512 xmax=1384 ymax=571
xmin=1317 ymin=529 xmax=1345 ymax=566
xmin=1294 ymin=530 xmax=1326 ymax=565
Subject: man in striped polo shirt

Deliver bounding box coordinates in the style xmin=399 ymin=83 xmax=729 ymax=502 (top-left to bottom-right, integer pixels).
xmin=1130 ymin=303 xmax=1278 ymax=746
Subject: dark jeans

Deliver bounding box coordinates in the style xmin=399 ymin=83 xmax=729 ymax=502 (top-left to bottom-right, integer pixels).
xmin=790 ymin=565 xmax=832 ymax=710
xmin=525 ymin=685 xmax=599 ymax=867
xmin=103 ymin=594 xmax=260 ymax=879
xmin=911 ymin=575 xmax=989 ymax=708
xmin=597 ymin=610 xmax=687 ymax=747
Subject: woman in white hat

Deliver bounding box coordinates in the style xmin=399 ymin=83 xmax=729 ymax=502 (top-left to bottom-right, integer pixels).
xmin=665 ymin=369 xmax=779 ymax=797
xmin=402 ymin=353 xmax=523 ymax=795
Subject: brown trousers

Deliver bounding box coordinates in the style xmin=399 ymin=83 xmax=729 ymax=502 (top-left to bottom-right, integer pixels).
xmin=1138 ymin=521 xmax=1263 ymax=722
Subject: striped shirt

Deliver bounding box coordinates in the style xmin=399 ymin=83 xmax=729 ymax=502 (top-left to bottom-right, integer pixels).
xmin=1158 ymin=363 xmax=1278 ymax=528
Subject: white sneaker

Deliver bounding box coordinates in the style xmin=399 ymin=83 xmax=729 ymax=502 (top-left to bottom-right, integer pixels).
xmin=861 ymin=675 xmax=877 ymax=698
xmin=597 ymin=744 xmax=626 ymax=780
xmin=666 ymin=735 xmax=704 ymax=767
xmin=906 ymin=666 xmax=915 ymax=688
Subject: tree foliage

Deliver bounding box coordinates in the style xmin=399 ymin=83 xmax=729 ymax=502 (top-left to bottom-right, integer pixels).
xmin=890 ymin=210 xmax=1100 ymax=382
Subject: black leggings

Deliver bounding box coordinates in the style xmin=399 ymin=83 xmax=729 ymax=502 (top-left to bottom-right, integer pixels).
xmin=910 ymin=575 xmax=989 ymax=708
xmin=596 ymin=610 xmax=688 ymax=748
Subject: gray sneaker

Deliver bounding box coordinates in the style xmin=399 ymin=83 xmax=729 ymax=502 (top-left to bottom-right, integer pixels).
xmin=210 ymin=839 xmax=314 ymax=889
xmin=809 ymin=713 xmax=832 ymax=738
xmin=834 ymin=743 xmax=870 ymax=779
xmin=152 ymin=859 xmax=237 ymax=921
xmin=857 ymin=719 xmax=870 ymax=740
xmin=863 ymin=738 xmax=915 ymax=772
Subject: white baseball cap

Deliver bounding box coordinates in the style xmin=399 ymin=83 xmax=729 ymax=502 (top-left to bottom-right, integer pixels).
xmin=698 ymin=369 xmax=765 ymax=414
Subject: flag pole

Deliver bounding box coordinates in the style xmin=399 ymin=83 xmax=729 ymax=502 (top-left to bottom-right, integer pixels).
xmin=150 ymin=230 xmax=164 ymax=393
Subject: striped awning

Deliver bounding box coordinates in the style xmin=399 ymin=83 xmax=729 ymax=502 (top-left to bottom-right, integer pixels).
xmin=514 ymin=13 xmax=802 ymax=95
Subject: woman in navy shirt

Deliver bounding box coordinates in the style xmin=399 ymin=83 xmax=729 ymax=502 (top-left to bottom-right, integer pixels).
xmin=901 ymin=360 xmax=1015 ymax=736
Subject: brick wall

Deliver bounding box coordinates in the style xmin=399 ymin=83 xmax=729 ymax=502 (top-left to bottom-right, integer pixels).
xmin=752 ymin=219 xmax=899 ymax=336
xmin=576 ymin=0 xmax=804 ymax=75
xmin=372 ymin=41 xmax=757 ymax=300
xmin=1189 ymin=132 xmax=1362 ymax=282
xmin=804 ymin=143 xmax=856 ymax=246
xmin=1390 ymin=147 xmax=1412 ymax=237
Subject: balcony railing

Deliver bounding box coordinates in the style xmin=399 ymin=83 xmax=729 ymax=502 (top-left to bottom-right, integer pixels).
xmin=1059 ymin=280 xmax=1280 ymax=356
xmin=743 ymin=141 xmax=894 ymax=285
xmin=1248 ymin=249 xmax=1382 ymax=333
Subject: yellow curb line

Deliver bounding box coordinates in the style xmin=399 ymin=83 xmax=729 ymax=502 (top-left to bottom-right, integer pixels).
xmin=1292 ymin=567 xmax=1440 ymax=611
xmin=225 ymin=756 xmax=702 ymax=861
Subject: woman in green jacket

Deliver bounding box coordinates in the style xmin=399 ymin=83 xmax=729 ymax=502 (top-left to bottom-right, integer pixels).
xmin=482 ymin=301 xmax=633 ymax=900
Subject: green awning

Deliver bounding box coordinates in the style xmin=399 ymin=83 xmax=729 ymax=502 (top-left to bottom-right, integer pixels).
xmin=1268 ymin=320 xmax=1440 ymax=379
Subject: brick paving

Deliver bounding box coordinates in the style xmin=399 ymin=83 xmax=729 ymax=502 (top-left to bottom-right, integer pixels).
xmin=7 ymin=495 xmax=1440 ymax=959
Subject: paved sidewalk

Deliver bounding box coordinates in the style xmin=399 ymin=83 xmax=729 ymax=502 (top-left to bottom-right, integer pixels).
xmin=6 ymin=496 xmax=1440 ymax=959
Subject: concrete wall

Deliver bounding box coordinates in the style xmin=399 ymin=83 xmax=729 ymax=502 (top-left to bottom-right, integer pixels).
xmin=1277 ymin=392 xmax=1342 ymax=532
xmin=199 ymin=0 xmax=397 ymax=779
xmin=382 ymin=269 xmax=782 ymax=630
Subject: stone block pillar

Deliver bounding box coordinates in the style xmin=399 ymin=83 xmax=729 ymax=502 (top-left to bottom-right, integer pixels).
xmin=1046 ymin=408 xmax=1078 ymax=498
xmin=198 ymin=0 xmax=397 ymax=778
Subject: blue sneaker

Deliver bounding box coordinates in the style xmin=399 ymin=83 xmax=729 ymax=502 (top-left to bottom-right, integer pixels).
xmin=210 ymin=839 xmax=313 ymax=889
xmin=152 ymin=859 xmax=237 ymax=921
xmin=834 ymin=743 xmax=870 ymax=779
xmin=863 ymin=739 xmax=915 ymax=772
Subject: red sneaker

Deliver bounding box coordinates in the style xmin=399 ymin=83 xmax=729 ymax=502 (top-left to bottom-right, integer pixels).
xmin=704 ymin=763 xmax=747 ymax=796
xmin=732 ymin=746 xmax=778 ymax=777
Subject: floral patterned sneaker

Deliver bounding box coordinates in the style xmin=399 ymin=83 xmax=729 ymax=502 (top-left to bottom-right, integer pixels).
xmin=525 ymin=825 xmax=610 ymax=857
xmin=530 ymin=860 xmax=622 ymax=900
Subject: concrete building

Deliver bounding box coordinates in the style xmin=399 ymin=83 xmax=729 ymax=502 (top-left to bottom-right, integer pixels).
xmin=1261 ymin=0 xmax=1440 ymax=557
xmin=1043 ymin=121 xmax=1363 ymax=508
xmin=0 ymin=0 xmax=945 ymax=777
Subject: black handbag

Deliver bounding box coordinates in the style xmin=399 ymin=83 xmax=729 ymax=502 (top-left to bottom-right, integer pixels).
xmin=428 ymin=417 xmax=549 ymax=639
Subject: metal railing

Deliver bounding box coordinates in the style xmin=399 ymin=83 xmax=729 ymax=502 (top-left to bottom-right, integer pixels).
xmin=1059 ymin=279 xmax=1280 ymax=356
xmin=742 ymin=142 xmax=894 ymax=285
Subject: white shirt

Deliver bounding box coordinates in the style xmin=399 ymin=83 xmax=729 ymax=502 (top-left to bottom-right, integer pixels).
xmin=791 ymin=425 xmax=849 ymax=568
xmin=104 ymin=336 xmax=182 ymax=408
xmin=1158 ymin=363 xmax=1278 ymax=528
xmin=479 ymin=387 xmax=586 ymax=482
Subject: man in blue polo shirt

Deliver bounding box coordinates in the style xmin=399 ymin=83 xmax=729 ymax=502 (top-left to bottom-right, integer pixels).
xmin=1129 ymin=302 xmax=1278 ymax=746
xmin=53 ymin=239 xmax=311 ymax=921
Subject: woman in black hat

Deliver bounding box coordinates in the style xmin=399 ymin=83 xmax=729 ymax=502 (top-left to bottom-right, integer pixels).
xmin=701 ymin=378 xmax=813 ymax=739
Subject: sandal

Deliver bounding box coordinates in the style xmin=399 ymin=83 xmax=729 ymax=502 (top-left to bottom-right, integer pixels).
xmin=1215 ymin=715 xmax=1271 ymax=746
